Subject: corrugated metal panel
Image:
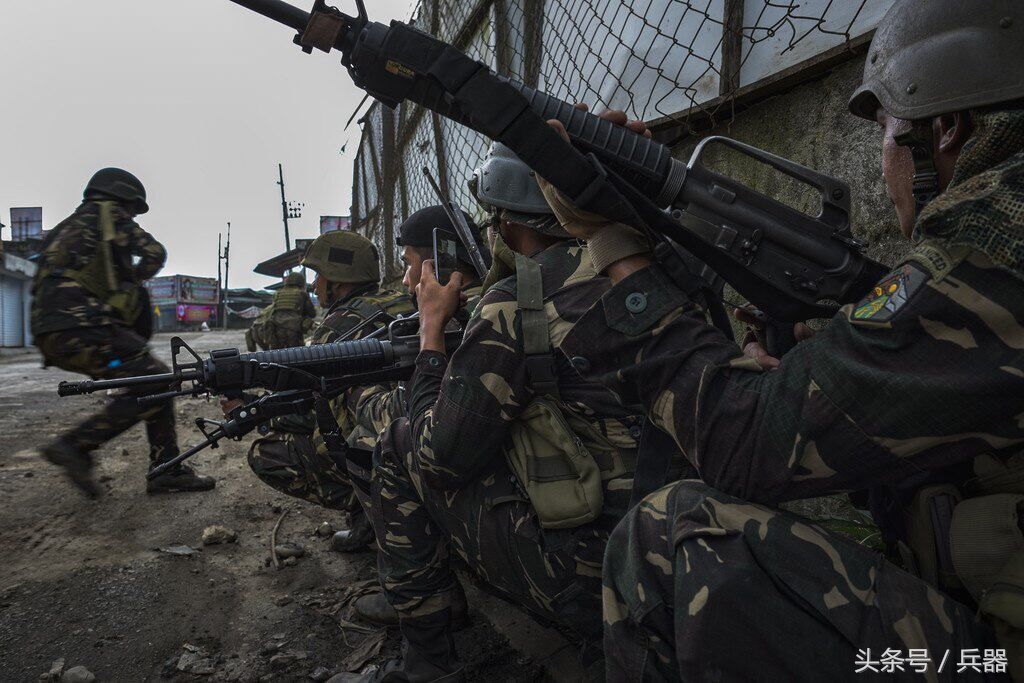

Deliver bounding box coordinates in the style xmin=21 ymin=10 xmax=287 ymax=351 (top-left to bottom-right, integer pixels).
xmin=1 ymin=276 xmax=24 ymax=347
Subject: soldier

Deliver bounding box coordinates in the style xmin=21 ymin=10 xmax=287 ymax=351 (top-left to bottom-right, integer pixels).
xmin=33 ymin=168 xmax=215 ymax=496
xmin=250 ymin=206 xmax=486 ymax=559
xmin=265 ymin=271 xmax=317 ymax=349
xmin=357 ymin=146 xmax=645 ymax=681
xmin=345 ymin=202 xmax=488 ymax=625
xmin=244 ymin=303 xmax=272 ymax=352
xmin=244 ymin=230 xmax=413 ymax=551
xmin=537 ymin=0 xmax=1024 ymax=679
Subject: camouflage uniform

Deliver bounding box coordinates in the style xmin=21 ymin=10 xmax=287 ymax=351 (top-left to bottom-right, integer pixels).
xmin=244 ymin=305 xmax=272 ymax=352
xmin=264 ymin=276 xmax=317 ymax=349
xmin=32 ymin=201 xmax=178 ymax=463
xmin=370 ymin=244 xmax=643 ymax=664
xmin=247 ymin=284 xmax=413 ymax=510
xmin=557 ymin=109 xmax=1024 ymax=680
xmin=344 ymin=285 xmax=483 ymax=521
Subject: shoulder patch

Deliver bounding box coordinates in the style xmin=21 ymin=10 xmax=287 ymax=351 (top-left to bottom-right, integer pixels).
xmin=851 ymin=263 xmax=930 ymax=322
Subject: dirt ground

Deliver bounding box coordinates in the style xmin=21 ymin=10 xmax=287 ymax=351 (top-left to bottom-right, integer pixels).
xmin=0 ymin=331 xmax=570 ymax=682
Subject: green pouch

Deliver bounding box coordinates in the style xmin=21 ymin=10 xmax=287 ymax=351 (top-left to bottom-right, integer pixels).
xmin=951 ymin=494 xmax=1024 ymax=681
xmin=504 ymin=397 xmax=604 ymax=530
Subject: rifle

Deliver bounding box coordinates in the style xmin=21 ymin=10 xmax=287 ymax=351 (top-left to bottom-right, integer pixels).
xmin=57 ymin=316 xmax=461 ymax=476
xmin=226 ymin=0 xmax=888 ymax=336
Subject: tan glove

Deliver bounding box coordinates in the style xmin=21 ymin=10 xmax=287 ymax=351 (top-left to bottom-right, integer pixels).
xmin=537 ymin=175 xmax=649 ymax=273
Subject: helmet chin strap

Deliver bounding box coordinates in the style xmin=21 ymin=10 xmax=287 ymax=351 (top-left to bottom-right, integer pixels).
xmin=894 ymin=119 xmax=940 ymax=217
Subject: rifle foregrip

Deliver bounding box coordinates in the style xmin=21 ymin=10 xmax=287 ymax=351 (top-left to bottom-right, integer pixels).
xmin=239 ymin=339 xmax=396 ymax=379
xmin=508 ymin=81 xmax=673 ymax=197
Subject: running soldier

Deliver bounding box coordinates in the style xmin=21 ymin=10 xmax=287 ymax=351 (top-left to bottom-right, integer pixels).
xmin=34 ymin=168 xmax=215 ymax=496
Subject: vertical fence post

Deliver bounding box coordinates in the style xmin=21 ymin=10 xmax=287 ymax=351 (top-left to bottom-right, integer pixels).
xmin=429 ymin=0 xmax=451 ymax=201
xmin=380 ymin=106 xmax=397 ymax=278
xmin=719 ymin=0 xmax=744 ymax=97
xmin=522 ymin=0 xmax=544 ymax=88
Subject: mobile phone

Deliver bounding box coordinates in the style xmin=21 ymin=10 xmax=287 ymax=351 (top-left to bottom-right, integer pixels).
xmin=432 ymin=228 xmax=459 ymax=285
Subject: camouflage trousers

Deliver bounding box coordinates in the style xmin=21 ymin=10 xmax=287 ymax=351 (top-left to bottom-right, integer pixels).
xmin=37 ymin=326 xmax=178 ymax=463
xmin=247 ymin=432 xmax=360 ymax=512
xmin=603 ymin=480 xmax=1004 ymax=682
xmin=370 ymin=418 xmax=608 ymax=665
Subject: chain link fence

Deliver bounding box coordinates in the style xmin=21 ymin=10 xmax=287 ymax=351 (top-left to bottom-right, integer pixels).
xmin=351 ymin=0 xmax=889 ymax=279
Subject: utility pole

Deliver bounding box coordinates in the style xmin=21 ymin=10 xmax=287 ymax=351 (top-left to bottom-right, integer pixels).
xmin=217 ymin=232 xmax=223 ymax=327
xmin=277 ymin=164 xmax=304 ymax=253
xmin=220 ymin=222 xmax=231 ymax=330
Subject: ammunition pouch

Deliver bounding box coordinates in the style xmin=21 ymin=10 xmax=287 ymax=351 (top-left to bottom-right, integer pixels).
xmin=901 ymin=453 xmax=1024 ymax=679
xmin=499 ymin=253 xmax=632 ymax=529
xmin=60 ymin=201 xmax=145 ymax=329
xmin=503 ymin=397 xmax=631 ymax=529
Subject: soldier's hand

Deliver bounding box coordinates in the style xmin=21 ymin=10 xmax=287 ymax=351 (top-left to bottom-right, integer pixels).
xmin=538 ymin=103 xmax=653 ymax=276
xmin=416 ymin=260 xmax=466 ymax=353
xmin=734 ymin=308 xmax=816 ymax=370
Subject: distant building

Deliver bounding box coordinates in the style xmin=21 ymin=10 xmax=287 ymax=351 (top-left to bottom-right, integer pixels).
xmin=224 ymin=287 xmax=274 ymax=329
xmin=0 ymin=207 xmax=43 ymax=349
xmin=0 ymin=253 xmax=36 ymax=349
xmin=144 ymin=275 xmax=220 ymax=332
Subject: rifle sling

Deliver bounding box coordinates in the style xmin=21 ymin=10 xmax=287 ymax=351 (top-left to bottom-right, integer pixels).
xmin=514 ymin=252 xmax=559 ymax=399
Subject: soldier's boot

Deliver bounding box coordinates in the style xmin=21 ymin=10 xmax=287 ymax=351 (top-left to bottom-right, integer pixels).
xmin=146 ymin=463 xmax=216 ymax=494
xmin=335 ymin=613 xmax=464 ymax=682
xmin=331 ymin=510 xmax=375 ymax=553
xmin=354 ymin=582 xmax=469 ymax=629
xmin=41 ymin=440 xmax=100 ymax=499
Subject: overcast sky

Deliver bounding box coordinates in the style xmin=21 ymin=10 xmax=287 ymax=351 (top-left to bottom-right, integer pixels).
xmin=0 ymin=0 xmax=411 ymax=290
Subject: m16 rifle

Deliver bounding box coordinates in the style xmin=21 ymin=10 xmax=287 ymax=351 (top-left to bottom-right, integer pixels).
xmin=57 ymin=316 xmax=461 ymax=477
xmin=226 ymin=0 xmax=888 ymax=337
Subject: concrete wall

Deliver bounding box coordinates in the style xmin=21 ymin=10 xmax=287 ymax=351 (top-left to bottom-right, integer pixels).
xmin=673 ymin=57 xmax=911 ymax=270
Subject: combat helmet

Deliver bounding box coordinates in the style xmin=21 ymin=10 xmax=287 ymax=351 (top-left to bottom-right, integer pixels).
xmin=849 ymin=0 xmax=1023 ymax=121
xmin=470 ymin=142 xmax=568 ymax=238
xmin=301 ymin=230 xmax=380 ymax=284
xmin=284 ymin=272 xmax=306 ymax=287
xmin=848 ymin=0 xmax=1023 ymax=213
xmin=84 ymin=168 xmax=149 ymax=214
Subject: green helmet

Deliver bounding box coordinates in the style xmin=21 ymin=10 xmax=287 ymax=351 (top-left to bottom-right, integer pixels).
xmin=300 ymin=230 xmax=380 ymax=284
xmin=284 ymin=272 xmax=306 ymax=287
xmin=84 ymin=168 xmax=149 ymax=214
xmin=849 ymin=0 xmax=1024 ymax=121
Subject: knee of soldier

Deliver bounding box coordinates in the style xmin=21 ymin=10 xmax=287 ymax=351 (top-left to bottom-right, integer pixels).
xmin=604 ymin=482 xmax=696 ymax=614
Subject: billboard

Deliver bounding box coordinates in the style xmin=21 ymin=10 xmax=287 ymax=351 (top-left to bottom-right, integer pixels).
xmin=178 ymin=276 xmax=218 ymax=304
xmin=144 ymin=276 xmax=178 ymax=302
xmin=320 ymin=215 xmax=350 ymax=234
xmin=144 ymin=275 xmax=219 ymax=303
xmin=9 ymin=207 xmax=42 ymax=240
xmin=176 ymin=304 xmax=217 ymax=323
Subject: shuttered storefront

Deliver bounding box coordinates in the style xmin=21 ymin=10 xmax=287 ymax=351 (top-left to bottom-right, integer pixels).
xmin=0 ymin=275 xmax=25 ymax=347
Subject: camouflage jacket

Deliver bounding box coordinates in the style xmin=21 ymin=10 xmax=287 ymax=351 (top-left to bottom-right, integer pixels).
xmin=349 ymin=284 xmax=483 ymax=450
xmin=31 ymin=201 xmax=167 ymax=336
xmin=407 ymin=242 xmax=643 ymax=493
xmin=558 ymin=109 xmax=1024 ymax=537
xmin=311 ymin=284 xmax=414 ymax=440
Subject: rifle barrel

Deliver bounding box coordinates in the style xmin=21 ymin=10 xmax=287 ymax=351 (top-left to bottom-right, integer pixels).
xmin=228 ymin=0 xmax=309 ymax=32
xmin=57 ymin=370 xmax=198 ymax=397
